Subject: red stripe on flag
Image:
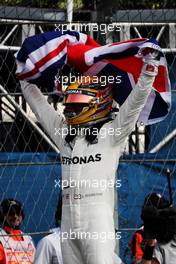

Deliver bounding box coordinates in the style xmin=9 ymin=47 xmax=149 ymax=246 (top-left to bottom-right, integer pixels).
xmin=35 ymin=40 xmax=67 ymax=68
xmin=85 ymin=35 xmax=101 ymax=47
xmin=108 ymin=56 xmax=143 ymax=81
xmin=19 ymin=40 xmax=68 ymax=80
xmin=68 ymin=44 xmax=99 ymax=73
xmin=109 ymin=57 xmax=168 ymax=93
xmin=153 ymin=66 xmax=169 ymax=93
xmin=19 ymin=67 xmax=39 ymax=80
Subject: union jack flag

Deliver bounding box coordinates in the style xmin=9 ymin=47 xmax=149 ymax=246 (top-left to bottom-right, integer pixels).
xmin=16 ymin=30 xmax=171 ymax=125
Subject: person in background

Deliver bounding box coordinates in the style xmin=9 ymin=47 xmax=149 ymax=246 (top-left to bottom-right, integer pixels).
xmin=130 ymin=193 xmax=170 ymax=264
xmin=0 ymin=198 xmax=35 ymax=264
xmin=34 ymin=196 xmax=63 ymax=264
xmin=141 ymin=195 xmax=176 ymax=264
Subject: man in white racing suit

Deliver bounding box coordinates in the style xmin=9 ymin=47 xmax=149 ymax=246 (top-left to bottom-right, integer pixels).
xmin=20 ymin=54 xmax=159 ymax=264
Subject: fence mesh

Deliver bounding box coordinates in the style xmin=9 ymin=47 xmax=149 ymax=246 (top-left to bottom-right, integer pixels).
xmin=0 ymin=4 xmax=176 ymax=263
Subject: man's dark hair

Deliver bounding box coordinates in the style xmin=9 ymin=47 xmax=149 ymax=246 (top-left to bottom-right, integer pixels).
xmin=141 ymin=193 xmax=176 ymax=244
xmin=0 ymin=198 xmax=25 ymax=224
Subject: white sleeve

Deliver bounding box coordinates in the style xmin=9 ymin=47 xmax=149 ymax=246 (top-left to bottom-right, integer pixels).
xmin=20 ymin=81 xmax=64 ymax=149
xmin=152 ymin=246 xmax=162 ymax=264
xmin=34 ymin=237 xmax=56 ymax=264
xmin=114 ymin=253 xmax=123 ymax=264
xmin=112 ymin=66 xmax=156 ymax=145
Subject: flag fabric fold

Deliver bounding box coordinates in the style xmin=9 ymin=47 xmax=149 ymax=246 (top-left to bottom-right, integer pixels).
xmin=15 ymin=30 xmax=171 ymax=125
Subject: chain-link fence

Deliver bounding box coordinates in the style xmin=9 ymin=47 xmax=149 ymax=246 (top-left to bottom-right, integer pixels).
xmin=0 ymin=4 xmax=176 ymax=264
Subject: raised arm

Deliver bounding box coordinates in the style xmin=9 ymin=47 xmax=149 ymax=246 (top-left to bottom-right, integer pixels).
xmin=112 ymin=58 xmax=159 ymax=145
xmin=20 ymin=81 xmax=65 ymax=149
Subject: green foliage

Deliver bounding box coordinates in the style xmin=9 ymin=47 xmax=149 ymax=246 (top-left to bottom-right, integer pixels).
xmin=0 ymin=0 xmax=175 ymax=9
xmin=0 ymin=0 xmax=83 ymax=9
xmin=115 ymin=0 xmax=176 ymax=9
xmin=0 ymin=0 xmax=23 ymax=5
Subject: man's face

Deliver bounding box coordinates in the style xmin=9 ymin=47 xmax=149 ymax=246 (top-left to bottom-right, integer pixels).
xmin=64 ymin=103 xmax=87 ymax=118
xmin=5 ymin=211 xmax=23 ymax=228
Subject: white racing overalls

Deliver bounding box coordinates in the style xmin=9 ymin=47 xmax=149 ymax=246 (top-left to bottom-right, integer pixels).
xmin=20 ymin=60 xmax=158 ymax=264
